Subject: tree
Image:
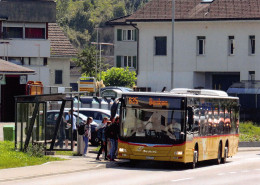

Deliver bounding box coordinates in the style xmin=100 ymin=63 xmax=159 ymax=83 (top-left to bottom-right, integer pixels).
xmin=74 ymin=46 xmax=109 ymax=79
xmin=73 ymin=46 xmax=98 ymax=78
xmin=101 ymin=67 xmax=137 ymax=87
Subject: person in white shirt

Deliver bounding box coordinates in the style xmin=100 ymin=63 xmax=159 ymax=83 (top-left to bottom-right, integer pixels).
xmin=65 ymin=109 xmax=77 ymax=149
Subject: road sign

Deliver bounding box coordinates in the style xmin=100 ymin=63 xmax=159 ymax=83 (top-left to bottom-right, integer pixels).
xmin=78 ymin=77 xmax=96 ymax=92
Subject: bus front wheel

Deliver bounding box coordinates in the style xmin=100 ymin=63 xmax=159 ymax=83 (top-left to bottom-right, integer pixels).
xmin=192 ymin=150 xmax=198 ymax=169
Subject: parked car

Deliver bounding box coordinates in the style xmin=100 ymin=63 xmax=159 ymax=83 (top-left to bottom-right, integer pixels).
xmin=46 ymin=110 xmax=99 ymax=145
xmin=67 ymin=108 xmax=112 ymax=124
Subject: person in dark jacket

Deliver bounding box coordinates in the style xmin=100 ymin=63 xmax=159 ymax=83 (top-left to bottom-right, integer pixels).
xmin=108 ymin=116 xmax=120 ymax=161
xmin=96 ymin=117 xmax=109 ymax=160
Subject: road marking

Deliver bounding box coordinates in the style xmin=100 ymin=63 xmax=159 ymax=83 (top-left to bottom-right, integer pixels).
xmin=217 ymin=173 xmax=225 ymax=176
xmin=171 ymin=178 xmax=193 ymax=182
xmin=229 ymin=172 xmax=237 ymax=174
xmin=241 ymin=170 xmax=249 ymax=173
xmin=95 ymin=164 xmax=102 ymax=168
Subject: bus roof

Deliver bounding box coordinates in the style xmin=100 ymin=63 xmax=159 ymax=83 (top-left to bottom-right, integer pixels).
xmin=122 ymin=88 xmax=238 ymax=100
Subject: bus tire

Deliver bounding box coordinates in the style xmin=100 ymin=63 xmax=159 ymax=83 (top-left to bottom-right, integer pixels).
xmin=217 ymin=143 xmax=222 ymax=164
xmin=192 ymin=150 xmax=198 ymax=169
xmin=222 ymin=146 xmax=228 ymax=163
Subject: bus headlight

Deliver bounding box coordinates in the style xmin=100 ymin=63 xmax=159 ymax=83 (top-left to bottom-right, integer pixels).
xmin=119 ymin=148 xmax=127 ymax=153
xmin=174 ymin=151 xmax=183 ymax=155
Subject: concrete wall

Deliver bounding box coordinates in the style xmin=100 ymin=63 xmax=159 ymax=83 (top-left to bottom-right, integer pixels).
xmin=136 ymin=21 xmax=260 ymax=91
xmin=0 ymin=0 xmax=56 ymax=23
xmin=0 ymin=39 xmax=50 ymax=58
xmin=48 ymin=57 xmax=71 ymax=88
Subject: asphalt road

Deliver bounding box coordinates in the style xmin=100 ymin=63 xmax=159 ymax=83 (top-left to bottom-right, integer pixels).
xmin=1 ymin=150 xmax=260 ymax=185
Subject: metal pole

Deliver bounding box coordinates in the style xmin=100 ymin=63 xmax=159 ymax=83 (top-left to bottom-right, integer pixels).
xmin=99 ymin=44 xmax=101 ymax=96
xmin=96 ymin=28 xmax=99 ymax=79
xmin=171 ymin=0 xmax=175 ymax=89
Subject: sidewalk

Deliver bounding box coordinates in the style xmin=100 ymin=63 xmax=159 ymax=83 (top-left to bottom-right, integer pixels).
xmin=0 ymin=146 xmax=260 ymax=183
xmin=0 ymin=147 xmax=112 ymax=183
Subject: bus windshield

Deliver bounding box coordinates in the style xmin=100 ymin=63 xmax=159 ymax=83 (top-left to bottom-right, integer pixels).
xmin=120 ymin=107 xmax=185 ymax=144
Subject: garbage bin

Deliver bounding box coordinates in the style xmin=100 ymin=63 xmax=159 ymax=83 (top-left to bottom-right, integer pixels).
xmin=3 ymin=125 xmax=15 ymax=141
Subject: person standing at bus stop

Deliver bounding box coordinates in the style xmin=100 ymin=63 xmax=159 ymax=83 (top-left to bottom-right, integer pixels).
xmin=83 ymin=117 xmax=92 ymax=157
xmin=96 ymin=117 xmax=108 ymax=160
xmin=108 ymin=116 xmax=120 ymax=161
xmin=65 ymin=110 xmax=77 ymax=149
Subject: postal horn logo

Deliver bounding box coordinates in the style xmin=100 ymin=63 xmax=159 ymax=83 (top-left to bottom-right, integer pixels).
xmin=137 ymin=146 xmax=144 ymax=151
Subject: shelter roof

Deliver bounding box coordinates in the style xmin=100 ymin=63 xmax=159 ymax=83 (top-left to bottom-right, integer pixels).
xmin=0 ymin=59 xmax=35 ymax=74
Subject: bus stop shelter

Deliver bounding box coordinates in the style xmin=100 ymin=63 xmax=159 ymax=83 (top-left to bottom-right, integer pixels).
xmin=15 ymin=94 xmax=73 ymax=152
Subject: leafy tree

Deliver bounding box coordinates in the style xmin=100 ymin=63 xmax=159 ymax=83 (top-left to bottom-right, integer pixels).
xmin=113 ymin=3 xmax=126 ymax=18
xmin=101 ymin=67 xmax=136 ymax=87
xmin=74 ymin=46 xmax=109 ymax=79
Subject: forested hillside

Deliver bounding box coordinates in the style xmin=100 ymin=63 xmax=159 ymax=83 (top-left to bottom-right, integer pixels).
xmin=56 ymin=0 xmax=149 ymax=49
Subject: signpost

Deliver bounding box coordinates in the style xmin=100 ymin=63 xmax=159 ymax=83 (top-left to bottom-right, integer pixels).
xmin=78 ymin=77 xmax=96 ymax=93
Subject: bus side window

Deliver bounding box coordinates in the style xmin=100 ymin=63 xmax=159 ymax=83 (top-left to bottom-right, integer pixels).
xmin=187 ymin=107 xmax=194 ymax=132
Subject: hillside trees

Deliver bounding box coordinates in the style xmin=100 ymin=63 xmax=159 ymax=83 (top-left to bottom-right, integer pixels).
xmin=56 ymin=0 xmax=150 ymax=49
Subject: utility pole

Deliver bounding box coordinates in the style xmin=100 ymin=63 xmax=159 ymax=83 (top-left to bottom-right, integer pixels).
xmin=171 ymin=0 xmax=175 ymax=89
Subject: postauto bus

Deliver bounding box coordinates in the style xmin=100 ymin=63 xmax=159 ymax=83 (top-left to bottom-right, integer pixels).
xmin=117 ymin=88 xmax=239 ymax=168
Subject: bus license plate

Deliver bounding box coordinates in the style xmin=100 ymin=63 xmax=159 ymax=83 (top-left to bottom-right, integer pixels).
xmin=146 ymin=156 xmax=154 ymax=160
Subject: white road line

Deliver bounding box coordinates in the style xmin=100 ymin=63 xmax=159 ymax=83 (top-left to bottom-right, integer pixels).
xmin=241 ymin=170 xmax=250 ymax=173
xmin=229 ymin=172 xmax=237 ymax=174
xmin=171 ymin=178 xmax=193 ymax=182
xmin=95 ymin=164 xmax=102 ymax=168
xmin=217 ymin=173 xmax=225 ymax=176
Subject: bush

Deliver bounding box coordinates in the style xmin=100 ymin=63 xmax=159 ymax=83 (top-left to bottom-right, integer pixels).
xmin=239 ymin=122 xmax=260 ymax=142
xmin=25 ymin=143 xmax=45 ymax=158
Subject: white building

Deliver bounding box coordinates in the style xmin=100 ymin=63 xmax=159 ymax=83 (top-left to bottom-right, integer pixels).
xmin=108 ymin=0 xmax=260 ymax=92
xmin=107 ymin=16 xmax=138 ymax=72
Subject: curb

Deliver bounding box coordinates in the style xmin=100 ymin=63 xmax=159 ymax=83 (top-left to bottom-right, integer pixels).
xmin=239 ymin=142 xmax=260 ymax=147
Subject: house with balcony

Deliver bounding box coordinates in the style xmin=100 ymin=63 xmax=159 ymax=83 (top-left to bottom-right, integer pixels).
xmin=106 ymin=16 xmax=138 ymax=72
xmin=0 ymin=0 xmax=56 ymax=87
xmin=0 ymin=0 xmax=56 ymax=121
xmin=108 ymin=0 xmax=260 ymax=93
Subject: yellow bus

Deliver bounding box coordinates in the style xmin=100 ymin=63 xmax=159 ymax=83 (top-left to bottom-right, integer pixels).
xmin=117 ymin=88 xmax=239 ymax=168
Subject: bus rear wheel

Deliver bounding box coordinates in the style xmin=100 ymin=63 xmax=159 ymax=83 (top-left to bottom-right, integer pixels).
xmin=222 ymin=146 xmax=228 ymax=163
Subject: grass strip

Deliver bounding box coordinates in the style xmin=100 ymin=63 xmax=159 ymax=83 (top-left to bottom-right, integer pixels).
xmin=0 ymin=141 xmax=62 ymax=169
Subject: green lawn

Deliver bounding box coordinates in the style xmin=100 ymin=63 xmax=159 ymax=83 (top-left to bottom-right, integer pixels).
xmin=0 ymin=141 xmax=63 ymax=169
xmin=239 ymin=122 xmax=260 ymax=142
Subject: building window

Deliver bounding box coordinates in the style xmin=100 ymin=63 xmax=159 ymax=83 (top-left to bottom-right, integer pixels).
xmin=249 ymin=71 xmax=255 ymax=81
xmin=123 ymin=29 xmax=136 ymax=41
xmin=197 ymin=36 xmax=205 ymax=55
xmin=25 ymin=28 xmax=45 ymax=39
xmin=249 ymin=35 xmax=255 ymax=55
xmin=155 ymin=36 xmax=167 ymax=56
xmin=43 ymin=58 xmax=48 ymax=66
xmin=55 ymin=70 xmax=63 ymax=84
xmin=117 ymin=29 xmax=137 ymax=41
xmin=228 ymin=36 xmax=235 ymax=55
xmin=116 ymin=56 xmax=137 ymax=69
xmin=3 ymin=27 xmax=23 ymax=38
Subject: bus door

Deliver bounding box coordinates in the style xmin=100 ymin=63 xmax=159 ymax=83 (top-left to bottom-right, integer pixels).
xmin=186 ymin=107 xmax=194 ymax=142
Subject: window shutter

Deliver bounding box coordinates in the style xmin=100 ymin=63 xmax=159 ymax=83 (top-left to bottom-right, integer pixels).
xmin=124 ymin=56 xmax=127 ymax=67
xmin=133 ymin=56 xmax=137 ymax=68
xmin=116 ymin=56 xmax=121 ymax=67
xmin=117 ymin=29 xmax=122 ymax=41
xmin=134 ymin=29 xmax=137 ymax=41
